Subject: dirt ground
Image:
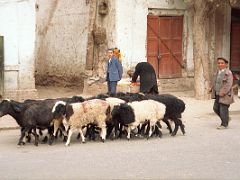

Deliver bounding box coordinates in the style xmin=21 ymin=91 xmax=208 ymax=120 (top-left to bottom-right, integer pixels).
xmin=36 ymin=85 xmax=195 ymax=99
xmin=36 ymin=85 xmax=85 ymax=99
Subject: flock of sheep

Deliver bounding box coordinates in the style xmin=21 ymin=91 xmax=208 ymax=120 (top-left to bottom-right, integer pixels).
xmin=0 ymin=92 xmax=186 ymax=146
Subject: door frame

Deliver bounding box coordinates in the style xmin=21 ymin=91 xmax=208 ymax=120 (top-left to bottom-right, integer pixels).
xmin=147 ymin=15 xmax=184 ymax=78
xmin=230 ymin=8 xmax=240 ymax=74
xmin=0 ymin=36 xmax=4 ymax=99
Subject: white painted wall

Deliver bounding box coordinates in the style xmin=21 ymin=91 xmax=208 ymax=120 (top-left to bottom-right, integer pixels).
xmin=17 ymin=0 xmax=36 ymax=90
xmin=184 ymin=9 xmax=194 ymax=72
xmin=0 ymin=1 xmax=19 ymax=65
xmin=0 ymin=0 xmax=36 ymax=96
xmin=115 ymin=0 xmax=148 ymax=68
xmin=115 ymin=0 xmax=193 ymax=73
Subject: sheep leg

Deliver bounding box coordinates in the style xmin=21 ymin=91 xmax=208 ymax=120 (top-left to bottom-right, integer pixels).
xmin=58 ymin=124 xmax=68 ymax=142
xmin=172 ymin=119 xmax=179 ymax=136
xmin=18 ymin=127 xmax=28 ymax=145
xmin=162 ymin=118 xmax=172 ymax=134
xmin=42 ymin=136 xmax=48 ymax=143
xmin=78 ymin=128 xmax=86 ymax=143
xmin=53 ymin=120 xmax=60 ymax=137
xmin=53 ymin=120 xmax=64 ymax=139
xmin=116 ymin=123 xmax=122 ymax=139
xmin=147 ymin=121 xmax=155 ymax=139
xmin=48 ymin=134 xmax=54 ymax=145
xmin=39 ymin=129 xmax=43 ymax=136
xmin=23 ymin=129 xmax=32 ymax=143
xmin=25 ymin=134 xmax=31 ymax=143
xmin=84 ymin=125 xmax=91 ymax=140
xmin=180 ymin=124 xmax=185 ymax=135
xmin=77 ymin=133 xmax=81 ymax=140
xmin=144 ymin=121 xmax=150 ymax=136
xmin=54 ymin=129 xmax=59 ymax=139
xmin=147 ymin=126 xmax=153 ymax=140
xmin=32 ymin=128 xmax=39 ymax=146
xmin=89 ymin=124 xmax=97 ymax=141
xmin=155 ymin=121 xmax=163 ymax=138
xmin=26 ymin=129 xmax=33 ymax=143
xmin=137 ymin=124 xmax=144 ymax=137
xmin=178 ymin=119 xmax=185 ymax=135
xmin=127 ymin=126 xmax=131 ymax=140
xmin=58 ymin=129 xmax=63 ymax=138
xmin=106 ymin=123 xmax=114 ymax=139
xmin=100 ymin=125 xmax=106 ymax=142
xmin=41 ymin=127 xmax=53 ymax=144
xmin=172 ymin=118 xmax=185 ymax=136
xmin=65 ymin=128 xmax=73 ymax=146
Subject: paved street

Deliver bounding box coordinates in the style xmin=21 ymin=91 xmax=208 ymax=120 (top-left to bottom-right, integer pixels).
xmin=0 ymin=96 xmax=240 ymax=180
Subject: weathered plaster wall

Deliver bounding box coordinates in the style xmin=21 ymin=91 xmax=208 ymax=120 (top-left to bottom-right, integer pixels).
xmin=88 ymin=0 xmax=117 ymax=78
xmin=115 ymin=0 xmax=148 ymax=67
xmin=214 ymin=4 xmax=231 ymax=66
xmin=222 ymin=5 xmax=231 ymax=61
xmin=35 ymin=0 xmax=90 ymax=87
xmin=115 ymin=0 xmax=193 ymax=71
xmin=83 ymin=0 xmax=117 ymax=94
xmin=114 ymin=0 xmax=194 ymax=92
xmin=0 ymin=0 xmax=37 ymax=100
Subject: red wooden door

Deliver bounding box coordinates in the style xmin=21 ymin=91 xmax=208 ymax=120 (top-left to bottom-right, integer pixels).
xmin=230 ymin=21 xmax=240 ymax=71
xmin=147 ymin=15 xmax=183 ymax=78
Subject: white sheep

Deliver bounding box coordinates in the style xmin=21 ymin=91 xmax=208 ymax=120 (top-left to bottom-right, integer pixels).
xmin=111 ymin=99 xmax=166 ymax=140
xmin=104 ymin=97 xmax=126 ymax=138
xmin=105 ymin=97 xmax=126 ymax=110
xmin=52 ymin=99 xmax=110 ymax=146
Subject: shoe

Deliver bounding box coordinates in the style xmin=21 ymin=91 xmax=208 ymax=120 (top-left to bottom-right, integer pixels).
xmin=217 ymin=125 xmax=228 ymax=130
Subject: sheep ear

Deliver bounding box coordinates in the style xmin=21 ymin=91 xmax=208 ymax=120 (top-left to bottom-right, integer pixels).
xmin=65 ymin=104 xmax=74 ymax=119
xmin=53 ymin=104 xmax=66 ymax=119
xmin=11 ymin=102 xmax=23 ymax=112
xmin=111 ymin=105 xmax=120 ymax=116
xmin=105 ymin=106 xmax=111 ymax=116
xmin=120 ymin=103 xmax=129 ymax=110
xmin=71 ymin=96 xmax=85 ymax=102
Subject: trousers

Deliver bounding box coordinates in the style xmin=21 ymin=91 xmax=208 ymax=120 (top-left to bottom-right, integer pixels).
xmin=213 ymin=95 xmax=230 ymax=127
xmin=107 ymin=81 xmax=117 ymax=94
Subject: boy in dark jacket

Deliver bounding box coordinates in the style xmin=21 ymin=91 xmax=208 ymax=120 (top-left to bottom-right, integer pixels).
xmin=106 ymin=48 xmax=123 ymax=94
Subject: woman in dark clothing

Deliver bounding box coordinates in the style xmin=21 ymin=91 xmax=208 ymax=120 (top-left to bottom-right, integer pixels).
xmin=131 ymin=62 xmax=158 ymax=94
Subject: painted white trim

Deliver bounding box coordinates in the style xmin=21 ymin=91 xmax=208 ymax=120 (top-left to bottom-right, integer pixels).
xmin=4 ymin=65 xmax=19 ymax=71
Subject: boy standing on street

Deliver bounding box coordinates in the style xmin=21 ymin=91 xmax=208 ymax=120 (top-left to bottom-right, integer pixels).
xmin=209 ymin=57 xmax=234 ymax=129
xmin=106 ymin=48 xmax=123 ymax=94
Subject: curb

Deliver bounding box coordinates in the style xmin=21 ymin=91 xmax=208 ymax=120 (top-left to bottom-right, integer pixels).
xmin=0 ymin=126 xmax=20 ymax=131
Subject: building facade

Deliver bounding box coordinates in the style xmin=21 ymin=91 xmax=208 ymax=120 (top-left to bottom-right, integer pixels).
xmin=0 ymin=0 xmax=37 ymax=100
xmin=0 ymin=0 xmax=239 ymax=99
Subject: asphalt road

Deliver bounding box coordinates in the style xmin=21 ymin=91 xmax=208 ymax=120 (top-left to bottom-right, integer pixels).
xmin=0 ymin=97 xmax=240 ymax=180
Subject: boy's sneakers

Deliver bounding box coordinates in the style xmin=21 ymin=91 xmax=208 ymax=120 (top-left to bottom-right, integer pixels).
xmin=217 ymin=125 xmax=228 ymax=130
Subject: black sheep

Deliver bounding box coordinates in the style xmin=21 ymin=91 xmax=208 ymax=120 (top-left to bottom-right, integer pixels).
xmin=145 ymin=94 xmax=186 ymax=136
xmin=0 ymin=96 xmax=85 ymax=146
